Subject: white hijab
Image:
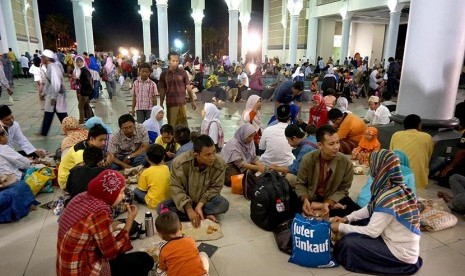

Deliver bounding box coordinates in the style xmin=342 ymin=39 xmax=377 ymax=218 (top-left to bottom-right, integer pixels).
xmin=241 ymin=95 xmax=262 ymax=132
xmin=73 ymin=56 xmax=85 ymax=79
xmin=143 ymin=105 xmax=164 ymax=133
xmin=201 ymin=103 xmax=221 ymax=134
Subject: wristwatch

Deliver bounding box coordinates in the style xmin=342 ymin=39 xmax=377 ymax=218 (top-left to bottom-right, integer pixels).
xmin=126 ymin=155 xmax=132 ymax=160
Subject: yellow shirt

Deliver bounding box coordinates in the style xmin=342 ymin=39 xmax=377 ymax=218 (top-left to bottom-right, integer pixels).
xmin=155 ymin=136 xmax=180 ymax=152
xmin=57 ymin=142 xmax=86 ymax=189
xmin=137 ymin=165 xmax=171 ymax=209
xmin=390 ymin=129 xmax=433 ymax=189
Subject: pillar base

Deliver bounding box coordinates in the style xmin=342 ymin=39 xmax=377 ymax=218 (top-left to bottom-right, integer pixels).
xmin=390 ymin=112 xmax=460 ymax=129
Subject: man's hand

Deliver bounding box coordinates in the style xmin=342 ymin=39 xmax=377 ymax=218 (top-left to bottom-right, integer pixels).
xmin=195 ymin=202 xmax=205 ymax=221
xmin=186 ymin=208 xmax=201 ymax=228
xmin=330 ymin=221 xmax=340 ymax=233
xmin=50 ymin=99 xmax=57 ymax=106
xmin=302 ymin=198 xmax=313 ymax=216
xmin=35 ymin=150 xmax=46 ymax=158
xmin=123 ymin=155 xmax=131 ymax=165
xmin=440 ymin=165 xmax=454 ymax=178
xmin=166 ymin=151 xmax=176 ymax=159
xmin=257 ymin=163 xmax=266 ymax=173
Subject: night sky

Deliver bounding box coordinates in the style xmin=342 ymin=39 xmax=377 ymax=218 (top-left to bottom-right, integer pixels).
xmin=37 ymin=0 xmax=264 ymax=53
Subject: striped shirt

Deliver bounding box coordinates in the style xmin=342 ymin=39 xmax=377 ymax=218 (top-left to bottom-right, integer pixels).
xmin=132 ymin=77 xmax=158 ymax=110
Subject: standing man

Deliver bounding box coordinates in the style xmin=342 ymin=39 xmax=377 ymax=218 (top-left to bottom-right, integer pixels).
xmin=39 ymin=49 xmax=68 ymax=136
xmin=159 ymin=52 xmax=196 ymax=127
xmin=273 ymin=80 xmax=304 ymax=119
xmin=0 ymin=105 xmax=45 ymax=158
xmin=363 ymin=96 xmax=391 ymax=126
xmin=19 ymin=54 xmax=30 ymax=78
xmin=386 ymin=57 xmax=400 ymax=97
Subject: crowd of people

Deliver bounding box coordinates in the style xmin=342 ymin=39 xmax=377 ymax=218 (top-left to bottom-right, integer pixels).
xmin=1 ymin=46 xmax=465 ymax=276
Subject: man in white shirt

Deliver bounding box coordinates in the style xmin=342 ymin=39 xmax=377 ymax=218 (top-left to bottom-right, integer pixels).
xmin=236 ymin=66 xmax=249 ymax=101
xmin=150 ymin=62 xmax=162 ymax=84
xmin=19 ymin=54 xmax=30 ymax=78
xmin=0 ymin=105 xmax=45 ymax=158
xmin=259 ymin=105 xmax=295 ymax=167
xmin=369 ymin=68 xmax=383 ymax=90
xmin=364 ymin=96 xmax=391 ymax=126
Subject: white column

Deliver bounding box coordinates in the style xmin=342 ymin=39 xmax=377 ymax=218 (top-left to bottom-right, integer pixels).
xmin=306 ymin=17 xmax=318 ymax=64
xmin=82 ymin=0 xmax=95 ymax=53
xmin=287 ymin=0 xmax=303 ymax=65
xmin=139 ymin=0 xmax=153 ymax=59
xmin=22 ymin=1 xmax=31 ymax=53
xmin=339 ymin=6 xmax=352 ymax=62
xmin=262 ymin=0 xmax=269 ymax=61
xmin=0 ymin=1 xmax=9 ymax=53
xmin=383 ymin=0 xmax=404 ymax=64
xmin=395 ymin=0 xmax=465 ymax=123
xmin=281 ymin=0 xmax=288 ymax=62
xmin=0 ymin=0 xmax=20 ymax=56
xmin=156 ymin=0 xmax=169 ymax=61
xmin=191 ymin=0 xmax=205 ymax=61
xmin=72 ymin=0 xmax=87 ymax=53
xmin=31 ymin=0 xmax=43 ymax=51
xmin=239 ymin=0 xmax=251 ymax=62
xmin=225 ymin=0 xmax=241 ymax=63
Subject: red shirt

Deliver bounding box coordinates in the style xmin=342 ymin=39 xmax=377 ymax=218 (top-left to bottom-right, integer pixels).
xmin=309 ymin=107 xmax=328 ymax=128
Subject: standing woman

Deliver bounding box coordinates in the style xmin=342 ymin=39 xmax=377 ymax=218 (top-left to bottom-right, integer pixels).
xmin=57 ymin=170 xmax=154 ymax=276
xmin=201 ymin=103 xmax=224 ymax=152
xmin=331 ymin=149 xmax=422 ymax=275
xmin=104 ymin=57 xmax=117 ymax=100
xmin=88 ymin=55 xmax=101 ymax=100
xmin=240 ymin=95 xmax=262 ymax=154
xmin=74 ymin=56 xmax=93 ymax=124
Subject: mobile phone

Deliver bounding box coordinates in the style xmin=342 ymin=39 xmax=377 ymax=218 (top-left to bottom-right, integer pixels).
xmin=197 ymin=243 xmax=219 ymax=258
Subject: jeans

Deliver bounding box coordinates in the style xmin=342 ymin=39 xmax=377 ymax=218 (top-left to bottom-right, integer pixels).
xmin=92 ymin=80 xmax=100 ymax=99
xmin=136 ymin=110 xmax=151 ymax=124
xmin=110 ymin=153 xmax=147 ymax=170
xmin=133 ymin=187 xmax=147 ymax=204
xmin=448 ymin=174 xmax=465 ymax=213
xmin=109 ymin=252 xmax=154 ymax=276
xmin=106 ymin=80 xmax=116 ymax=99
xmin=156 ymin=195 xmax=230 ymax=220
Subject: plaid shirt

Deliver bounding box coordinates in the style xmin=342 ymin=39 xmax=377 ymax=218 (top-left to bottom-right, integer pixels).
xmin=132 ymin=77 xmax=158 ymax=110
xmin=158 ymin=68 xmax=190 ymax=107
xmin=56 ymin=211 xmax=132 ymax=276
xmin=108 ymin=123 xmax=149 ymax=156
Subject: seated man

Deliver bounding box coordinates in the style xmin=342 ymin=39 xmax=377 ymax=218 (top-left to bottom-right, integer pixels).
xmin=328 ymin=108 xmax=367 ymax=154
xmin=259 ymin=104 xmax=295 ymax=167
xmin=364 ymin=96 xmax=391 ymax=126
xmin=0 ymin=104 xmax=45 ymax=158
xmin=295 ymin=125 xmax=360 ymax=218
xmin=390 ymin=114 xmax=433 ymax=189
xmin=65 ymin=147 xmax=106 ymax=205
xmin=437 ymin=131 xmax=465 ymax=187
xmin=58 ymin=124 xmax=110 ymax=189
xmin=157 ymin=135 xmax=229 ymax=228
xmin=109 ymin=114 xmax=149 ymax=169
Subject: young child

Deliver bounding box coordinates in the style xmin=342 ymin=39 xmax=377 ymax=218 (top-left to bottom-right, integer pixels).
xmin=132 ymin=62 xmax=158 ymax=124
xmin=310 ymin=75 xmax=320 ymax=95
xmin=155 ymin=124 xmax=180 ymax=162
xmin=225 ymin=74 xmax=238 ymax=102
xmin=133 ymin=144 xmax=170 ymax=209
xmin=352 ymin=127 xmax=381 ymax=165
xmin=155 ymin=211 xmax=209 ymax=276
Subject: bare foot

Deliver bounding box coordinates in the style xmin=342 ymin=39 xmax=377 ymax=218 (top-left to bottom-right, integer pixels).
xmin=206 ymin=215 xmax=219 ymax=223
xmin=437 ymin=191 xmax=453 ymax=203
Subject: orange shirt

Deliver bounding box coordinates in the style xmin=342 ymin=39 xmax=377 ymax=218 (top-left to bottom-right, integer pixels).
xmin=158 ymin=237 xmax=206 ymax=276
xmin=337 ymin=113 xmax=367 ymax=144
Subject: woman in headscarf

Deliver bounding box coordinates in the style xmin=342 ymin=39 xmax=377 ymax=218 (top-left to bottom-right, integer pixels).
xmin=332 ymin=149 xmax=422 ymax=275
xmin=103 ymin=56 xmax=117 ymax=99
xmin=336 ymin=96 xmax=352 ymax=113
xmin=73 ymin=56 xmax=93 ymax=123
xmin=88 ymin=54 xmax=101 ymax=100
xmin=308 ymin=94 xmax=328 ymax=128
xmin=143 ymin=105 xmax=164 ymax=144
xmin=221 ymin=123 xmax=266 ymax=186
xmin=240 ymin=95 xmax=262 ymax=154
xmin=60 ymin=117 xmax=89 ymax=157
xmin=201 ymin=103 xmax=224 ymax=152
xmin=291 ymin=66 xmax=304 ymax=81
xmin=352 ymin=127 xmax=381 ymax=165
xmin=57 ymin=170 xmax=154 ymax=276
xmin=249 ymin=67 xmax=264 ymax=93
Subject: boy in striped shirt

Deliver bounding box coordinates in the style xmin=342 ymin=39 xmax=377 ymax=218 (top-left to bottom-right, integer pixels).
xmin=132 ymin=63 xmax=158 ymax=123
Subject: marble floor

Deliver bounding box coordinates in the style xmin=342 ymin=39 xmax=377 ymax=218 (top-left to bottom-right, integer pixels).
xmin=0 ymin=78 xmax=464 ymax=276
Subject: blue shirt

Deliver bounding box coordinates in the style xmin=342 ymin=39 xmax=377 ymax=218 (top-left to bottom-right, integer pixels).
xmin=273 ymin=80 xmax=302 ymax=104
xmin=227 ymin=80 xmax=237 ymax=89
xmin=175 ymin=141 xmax=193 ymax=158
xmin=288 ymin=136 xmax=318 ymax=175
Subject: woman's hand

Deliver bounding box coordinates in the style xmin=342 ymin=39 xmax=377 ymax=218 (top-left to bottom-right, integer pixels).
xmin=330 ymin=216 xmax=349 ymax=224
xmin=330 ymin=221 xmax=340 ymax=233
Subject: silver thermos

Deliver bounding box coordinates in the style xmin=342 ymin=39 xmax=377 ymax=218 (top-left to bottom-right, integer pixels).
xmin=145 ymin=211 xmax=154 ymax=237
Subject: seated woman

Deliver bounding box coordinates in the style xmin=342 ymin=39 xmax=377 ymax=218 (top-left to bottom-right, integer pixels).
xmin=269 ymin=124 xmax=317 ymax=187
xmin=0 ymin=127 xmax=37 ymax=222
xmin=155 ymin=124 xmax=180 ymax=162
xmin=201 ymin=103 xmax=224 ymax=152
xmin=323 ymin=88 xmax=337 ymax=110
xmin=143 ymin=105 xmax=164 ymax=144
xmin=240 ymin=95 xmax=262 ymax=154
xmin=85 ymin=116 xmax=113 ymax=134
xmin=221 ymin=124 xmax=266 ymax=187
xmin=57 ymin=170 xmax=154 ymax=276
xmin=308 ymin=94 xmax=328 ymax=128
xmin=249 ymin=67 xmax=264 ymax=93
xmin=357 ymin=150 xmax=416 ymax=207
xmin=331 ymin=149 xmax=422 ymax=275
xmin=352 ymin=127 xmax=381 ymax=166
xmin=206 ymin=75 xmax=227 ymax=103
xmin=336 ymin=96 xmax=352 ymax=114
xmin=61 ymin=116 xmax=88 ymax=158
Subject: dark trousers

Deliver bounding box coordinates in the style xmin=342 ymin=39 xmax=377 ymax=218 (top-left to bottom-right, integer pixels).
xmin=156 ymin=195 xmax=230 ymax=220
xmin=22 ymin=67 xmax=29 ymax=78
xmin=109 ymin=252 xmax=154 ymax=276
xmin=334 ymin=233 xmax=422 ymax=275
xmin=387 ymin=78 xmax=397 ymax=97
xmin=40 ymin=107 xmax=68 ymax=136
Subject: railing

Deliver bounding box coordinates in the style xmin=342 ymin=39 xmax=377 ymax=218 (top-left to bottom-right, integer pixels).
xmin=316 ymin=0 xmax=341 ymax=6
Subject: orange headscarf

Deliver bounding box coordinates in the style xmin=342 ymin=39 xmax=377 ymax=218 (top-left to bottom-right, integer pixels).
xmin=358 ymin=127 xmax=380 ymax=151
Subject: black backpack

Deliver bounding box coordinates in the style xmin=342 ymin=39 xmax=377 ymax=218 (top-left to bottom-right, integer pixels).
xmin=250 ymin=171 xmax=297 ymax=231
